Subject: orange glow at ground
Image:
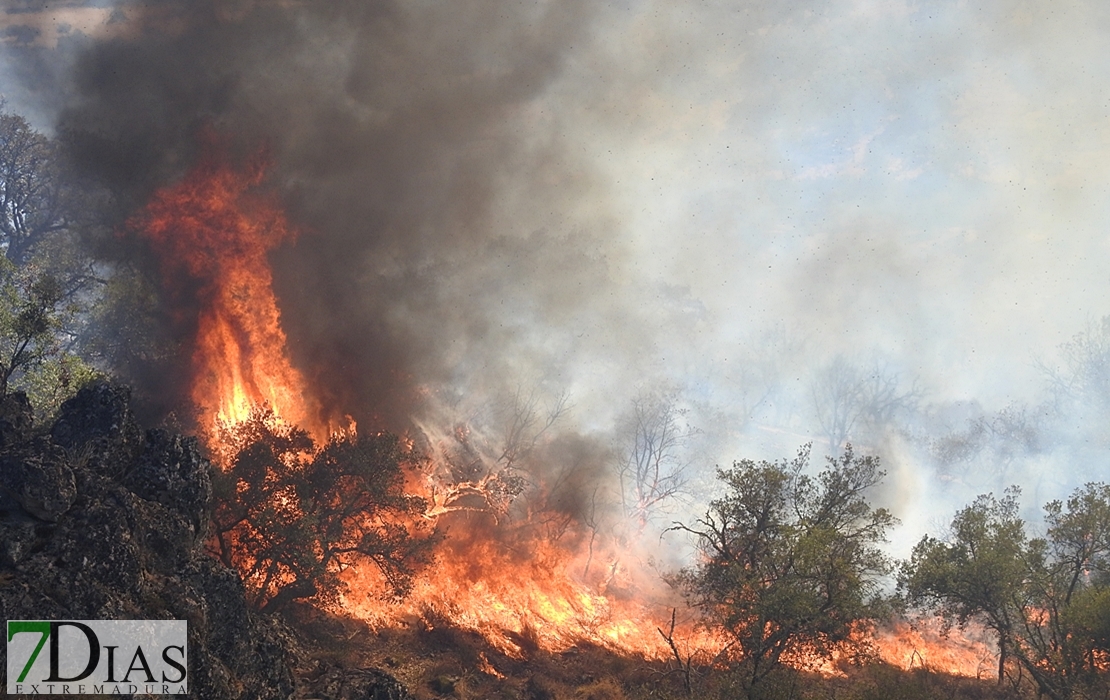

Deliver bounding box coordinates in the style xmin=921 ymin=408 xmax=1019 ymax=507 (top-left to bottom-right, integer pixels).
xmin=873 ymin=618 xmax=997 ymax=677
xmin=340 ymin=514 xmax=724 ymax=662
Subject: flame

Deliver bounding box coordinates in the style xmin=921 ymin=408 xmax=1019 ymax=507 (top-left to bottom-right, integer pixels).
xmin=131 ymin=138 xmax=333 ymax=453
xmin=133 ymin=138 xmax=1002 ymax=676
xmin=872 ymin=618 xmax=998 ymax=677
xmin=341 ymin=509 xmax=723 ymax=661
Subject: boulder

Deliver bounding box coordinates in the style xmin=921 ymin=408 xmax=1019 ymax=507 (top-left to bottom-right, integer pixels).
xmin=51 ymin=383 xmax=143 ymax=477
xmin=124 ymin=428 xmax=212 ymax=533
xmin=0 ymin=446 xmax=75 ymax=521
xmin=0 ymin=391 xmax=33 ymax=447
xmin=0 ymin=383 xmax=301 ymax=699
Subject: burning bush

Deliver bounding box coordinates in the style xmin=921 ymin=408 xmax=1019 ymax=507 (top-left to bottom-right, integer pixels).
xmin=210 ymin=408 xmax=437 ymax=612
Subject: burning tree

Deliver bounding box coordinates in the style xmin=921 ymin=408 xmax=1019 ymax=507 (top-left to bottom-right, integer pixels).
xmin=211 ymin=409 xmax=437 ymax=612
xmin=672 ymin=444 xmax=895 ymax=699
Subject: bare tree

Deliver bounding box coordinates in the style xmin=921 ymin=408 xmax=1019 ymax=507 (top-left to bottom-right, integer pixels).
xmin=1042 ymin=316 xmax=1110 ymax=412
xmin=929 ymin=402 xmax=1045 ymax=479
xmin=495 ymin=386 xmax=569 ymax=471
xmin=424 ymin=387 xmax=569 ymax=521
xmin=730 ymin=324 xmax=806 ymax=426
xmin=811 ymin=355 xmax=920 ymax=452
xmin=617 ymin=392 xmax=695 ymax=529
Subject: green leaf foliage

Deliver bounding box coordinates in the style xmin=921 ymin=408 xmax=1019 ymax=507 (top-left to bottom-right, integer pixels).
xmin=901 ymin=484 xmax=1110 ymax=699
xmin=673 ymin=444 xmax=895 ymax=698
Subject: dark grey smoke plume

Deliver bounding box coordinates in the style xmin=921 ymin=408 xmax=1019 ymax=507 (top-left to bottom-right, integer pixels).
xmin=55 ymin=0 xmax=626 ymax=432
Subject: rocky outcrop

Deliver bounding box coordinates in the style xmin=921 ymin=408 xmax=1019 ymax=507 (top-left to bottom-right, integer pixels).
xmin=0 ymin=383 xmax=294 ymax=699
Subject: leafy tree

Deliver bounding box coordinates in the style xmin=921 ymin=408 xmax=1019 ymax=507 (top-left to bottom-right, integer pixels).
xmin=0 ymin=109 xmax=69 ymax=265
xmin=0 ymin=108 xmax=105 ymax=417
xmin=901 ymin=484 xmax=1110 ymax=699
xmin=0 ymin=259 xmax=65 ymax=395
xmin=672 ymin=444 xmax=896 ymax=699
xmin=0 ymin=255 xmax=99 ymax=411
xmin=211 ymin=409 xmax=437 ymax=612
xmin=899 ymin=489 xmax=1029 ymax=683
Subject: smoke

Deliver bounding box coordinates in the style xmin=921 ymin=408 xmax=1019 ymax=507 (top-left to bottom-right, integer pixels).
xmin=45 ymin=1 xmax=621 ymax=430
xmin=3 ymin=0 xmax=1110 ymax=552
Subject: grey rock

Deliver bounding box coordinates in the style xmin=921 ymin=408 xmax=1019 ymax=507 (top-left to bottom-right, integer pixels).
xmin=0 ymin=391 xmax=32 ymax=448
xmin=0 ymin=519 xmax=37 ymax=565
xmin=51 ymin=383 xmax=143 ymax=477
xmin=124 ymin=428 xmax=212 ymax=533
xmin=0 ymin=448 xmax=76 ymax=521
xmin=0 ymin=383 xmax=301 ymax=699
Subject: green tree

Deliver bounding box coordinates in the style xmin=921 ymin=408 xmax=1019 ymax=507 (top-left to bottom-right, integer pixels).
xmin=0 ymin=109 xmax=69 ymax=265
xmin=673 ymin=444 xmax=896 ymax=699
xmin=0 ymin=108 xmax=105 ymax=418
xmin=0 ymin=254 xmax=101 ymax=418
xmin=901 ymin=484 xmax=1110 ymax=699
xmin=899 ymin=489 xmax=1029 ymax=683
xmin=211 ymin=409 xmax=437 ymax=612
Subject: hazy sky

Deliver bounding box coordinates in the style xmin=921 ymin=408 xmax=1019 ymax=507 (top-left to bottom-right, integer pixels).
xmin=563 ymin=1 xmax=1110 ymax=408
xmin=2 ymin=0 xmax=1109 ymax=479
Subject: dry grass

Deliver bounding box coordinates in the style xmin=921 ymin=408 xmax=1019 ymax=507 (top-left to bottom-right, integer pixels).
xmin=282 ymin=604 xmax=1025 ymax=700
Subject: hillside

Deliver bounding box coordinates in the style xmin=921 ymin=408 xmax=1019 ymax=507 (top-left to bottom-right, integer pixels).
xmin=0 ymin=382 xmax=1020 ymax=700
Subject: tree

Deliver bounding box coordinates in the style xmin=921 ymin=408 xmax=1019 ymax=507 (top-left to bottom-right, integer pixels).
xmin=419 ymin=387 xmax=567 ymax=522
xmin=810 ymin=356 xmax=920 ymax=452
xmin=211 ymin=409 xmax=437 ymax=612
xmin=617 ymin=392 xmax=694 ymax=529
xmin=901 ymin=484 xmax=1110 ymax=699
xmin=672 ymin=444 xmax=896 ymax=699
xmin=928 ymin=402 xmax=1045 ymax=480
xmin=899 ymin=489 xmax=1029 ymax=683
xmin=0 ymin=255 xmax=100 ymax=413
xmin=1043 ymin=316 xmax=1110 ymax=411
xmin=0 ymin=110 xmax=70 ymax=265
xmin=1039 ymin=316 xmax=1110 ymax=449
xmin=0 ymin=108 xmax=105 ymax=417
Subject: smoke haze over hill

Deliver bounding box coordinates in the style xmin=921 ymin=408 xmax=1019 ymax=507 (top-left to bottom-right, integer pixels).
xmin=4 ymin=0 xmax=1110 ymax=553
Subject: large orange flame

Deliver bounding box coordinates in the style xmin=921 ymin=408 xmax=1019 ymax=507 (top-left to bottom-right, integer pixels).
xmin=131 ymin=140 xmax=329 ymax=452
xmin=342 ymin=509 xmax=724 ymax=662
xmin=872 ymin=618 xmax=997 ymax=677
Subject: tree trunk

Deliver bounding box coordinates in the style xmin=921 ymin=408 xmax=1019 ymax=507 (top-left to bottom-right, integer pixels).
xmin=997 ymin=637 xmax=1006 ymax=685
